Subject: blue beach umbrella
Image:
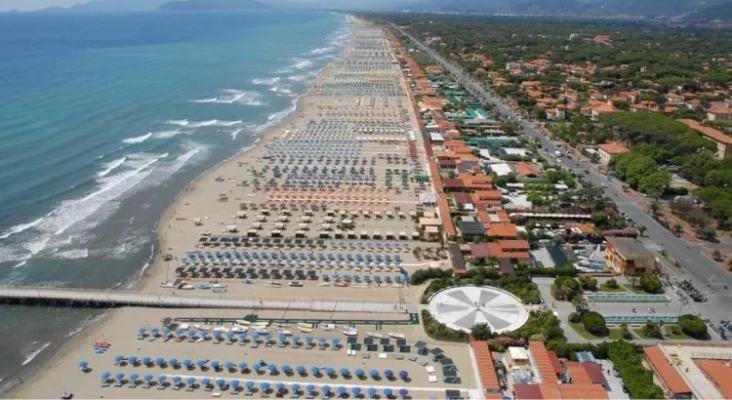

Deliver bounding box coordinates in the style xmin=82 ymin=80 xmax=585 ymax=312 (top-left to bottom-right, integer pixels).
xmin=322 ymin=385 xmax=331 ymax=394
xmin=143 ymin=356 xmax=153 ymax=365
xmin=173 ymin=376 xmax=182 ymax=384
xmin=246 ymin=381 xmax=255 ymax=389
xmin=78 ymin=361 xmax=88 ymax=370
xmin=202 ymin=378 xmax=211 ymax=388
xmin=214 ymin=331 xmax=222 ymax=340
xmin=268 ymin=364 xmax=277 ymax=372
xmin=399 ymin=370 xmax=408 ymax=380
xmin=157 ymin=375 xmax=167 ymax=384
xmin=183 ymin=359 xmax=192 ymax=368
xmin=231 ymin=380 xmax=240 ymax=388
xmin=239 ymin=362 xmax=248 ymax=370
xmin=163 ymin=328 xmax=171 ymax=336
xmin=175 ymin=329 xmax=184 ymax=337
xmin=227 ymin=331 xmax=235 ymax=340
xmin=326 ymin=367 xmax=336 ymax=376
xmin=151 ymin=328 xmax=159 ymax=336
xmin=305 ymin=336 xmax=314 ymax=344
xmin=129 ymin=373 xmax=139 ymax=383
xmin=292 ymin=335 xmax=301 ymax=344
xmin=282 ymin=364 xmax=292 ymax=373
xmin=332 ymin=337 xmax=340 ymax=347
xmin=225 ymin=361 xmax=235 ymax=370
xmin=114 ymin=355 xmax=124 ymax=363
xmin=116 ymin=373 xmax=125 ymax=382
xmin=292 ymin=383 xmax=301 ymax=393
xmin=253 ymin=363 xmax=263 ymax=372
xmin=196 ymin=359 xmax=207 ymax=368
xmin=187 ymin=329 xmax=196 ymax=338
xmin=399 ymin=389 xmax=408 ymax=398
xmin=211 ymin=360 xmax=221 ymax=369
xmin=186 ymin=377 xmax=195 ymax=387
xmin=306 ymin=384 xmax=316 ymax=393
xmin=340 ymin=367 xmax=349 ymax=376
xmin=384 ymin=388 xmax=393 ymax=397
xmin=138 ymin=328 xmax=146 ymax=336
xmin=384 ymin=369 xmax=394 ymax=379
xmin=128 ymin=356 xmax=138 ymax=365
xmin=276 ymin=383 xmax=286 ymax=391
xmin=318 ymin=337 xmax=327 ymax=345
xmin=296 ymin=366 xmax=306 ymax=374
xmin=144 ymin=374 xmax=154 ymax=383
xmin=155 ymin=357 xmax=165 ymax=366
xmin=216 ymin=379 xmax=226 ymax=388
xmin=261 ymin=382 xmax=271 ymax=391
xmin=338 ymin=386 xmax=346 ymax=395
xmin=239 ymin=333 xmax=247 ymax=342
xmin=353 ymin=387 xmax=362 ymax=396
xmin=169 ymin=358 xmax=179 ymax=366
xmin=369 ymin=369 xmax=379 ymax=377
xmin=101 ymin=372 xmax=111 ymax=381
xmin=355 ymin=368 xmax=365 ymax=377
xmin=311 ymin=366 xmax=320 ymax=375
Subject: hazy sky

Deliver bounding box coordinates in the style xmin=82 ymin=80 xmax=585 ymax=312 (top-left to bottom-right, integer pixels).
xmin=0 ymin=0 xmax=87 ymax=10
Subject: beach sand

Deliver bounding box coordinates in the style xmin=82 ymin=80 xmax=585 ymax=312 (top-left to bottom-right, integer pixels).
xmin=10 ymin=18 xmax=475 ymax=399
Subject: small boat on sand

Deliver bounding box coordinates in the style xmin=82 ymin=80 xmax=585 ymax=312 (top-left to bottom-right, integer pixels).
xmin=297 ymin=323 xmax=314 ymax=329
xmin=388 ymin=332 xmax=406 ymax=339
xmin=160 ymin=281 xmax=176 ymax=288
xmin=265 ymin=281 xmax=281 ymax=288
xmin=318 ymin=282 xmax=331 ymax=287
xmin=255 ymin=328 xmax=269 ymax=335
xmin=366 ymin=332 xmax=383 ymax=339
xmin=343 ymin=328 xmax=358 ymax=336
xmin=288 ymin=281 xmax=303 ymax=287
xmin=297 ymin=327 xmax=312 ymax=333
xmin=211 ymin=284 xmax=227 ymax=288
xmin=277 ymin=330 xmax=292 ymax=336
xmin=235 ymin=320 xmax=251 ymax=326
xmin=324 ymin=324 xmax=337 ymax=331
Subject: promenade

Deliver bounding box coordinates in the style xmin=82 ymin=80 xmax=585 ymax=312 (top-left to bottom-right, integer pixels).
xmin=0 ymin=286 xmax=415 ymax=313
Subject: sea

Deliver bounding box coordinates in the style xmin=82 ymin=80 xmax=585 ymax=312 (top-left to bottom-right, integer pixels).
xmin=0 ymin=10 xmax=350 ymax=390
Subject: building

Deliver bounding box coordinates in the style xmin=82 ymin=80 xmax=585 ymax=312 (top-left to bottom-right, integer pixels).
xmin=643 ymin=346 xmax=694 ymax=399
xmin=605 ymin=237 xmax=656 ymax=276
xmin=597 ymin=143 xmax=629 ymax=165
xmin=707 ymin=106 xmax=732 ymax=121
xmin=677 ymin=119 xmax=732 ymax=159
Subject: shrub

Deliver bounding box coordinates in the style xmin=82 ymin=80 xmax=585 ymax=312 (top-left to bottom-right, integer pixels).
xmin=642 ymin=322 xmax=663 ymax=339
xmin=640 ymin=274 xmax=663 ymax=294
xmin=410 ymin=267 xmax=453 ymax=285
xmin=471 ymin=323 xmax=494 ymax=340
xmin=551 ymin=276 xmax=582 ymax=301
xmin=581 ymin=311 xmax=607 ymax=336
xmin=667 ymin=325 xmax=683 ymax=336
xmin=421 ymin=310 xmax=468 ymax=342
xmin=605 ymin=279 xmax=619 ymax=289
xmin=568 ymin=312 xmax=582 ymax=323
xmin=678 ymin=314 xmax=707 ymax=339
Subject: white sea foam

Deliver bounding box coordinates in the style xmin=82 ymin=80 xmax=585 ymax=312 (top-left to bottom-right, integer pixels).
xmin=251 ymin=77 xmax=280 ymax=85
xmin=269 ymin=84 xmax=293 ymax=95
xmin=231 ymin=129 xmax=243 ymax=140
xmin=292 ymin=58 xmax=314 ymax=70
xmin=11 ymin=260 xmax=27 ymax=269
xmin=309 ymin=46 xmax=335 ymax=55
xmin=122 ymin=132 xmax=152 ymax=144
xmin=287 ymin=70 xmax=321 ymax=83
xmin=97 ymin=157 xmax=127 ymax=178
xmin=255 ymin=96 xmax=301 ymax=133
xmin=151 ymin=129 xmax=183 ymax=139
xmin=191 ymin=89 xmax=263 ymax=106
xmin=21 ymin=341 xmax=51 ymax=366
xmin=107 ymin=231 xmax=151 ymax=260
xmin=0 ymin=217 xmax=44 ymax=240
xmin=165 ymin=119 xmax=242 ymax=128
xmin=55 ymin=248 xmax=89 ymax=259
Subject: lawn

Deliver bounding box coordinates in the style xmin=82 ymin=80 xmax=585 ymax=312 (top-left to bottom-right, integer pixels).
xmin=632 ymin=328 xmax=663 ymax=340
xmin=608 ymin=328 xmax=633 ymax=340
xmin=664 ymin=325 xmax=692 ymax=340
xmin=599 ymin=283 xmax=627 ymax=293
xmin=568 ymin=321 xmax=607 ymax=340
xmin=621 ymin=284 xmax=648 ymax=294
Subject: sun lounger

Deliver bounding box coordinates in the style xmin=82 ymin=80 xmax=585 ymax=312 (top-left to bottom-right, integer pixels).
xmin=379 ymin=353 xmax=387 ymax=359
xmin=428 ymin=375 xmax=437 ymax=383
xmin=408 ymin=355 xmax=418 ymax=362
xmin=245 ymin=389 xmax=253 ymax=396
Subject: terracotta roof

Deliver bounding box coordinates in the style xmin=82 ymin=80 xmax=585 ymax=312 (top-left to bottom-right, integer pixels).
xmin=678 ymin=119 xmax=732 ymax=145
xmin=470 ymin=243 xmax=491 ymax=259
xmin=709 ymin=106 xmax=732 ymax=115
xmin=438 ymin=193 xmax=456 ymax=238
xmin=474 ymin=190 xmax=503 ymax=201
xmin=696 ymin=359 xmax=732 ymax=399
xmin=516 ymin=162 xmax=539 ymax=178
xmin=598 ymin=143 xmax=629 ymax=155
xmin=443 ymin=178 xmax=465 ymax=189
xmin=488 ymin=223 xmax=518 ymax=238
xmin=559 ymin=384 xmax=609 ymax=400
xmin=575 ymin=223 xmax=596 ymax=234
xmin=470 ymin=338 xmax=501 ymax=391
xmin=530 ymin=340 xmax=559 ymax=381
xmin=538 ymin=383 xmax=562 ymax=399
xmin=582 ymin=362 xmax=607 ymax=386
xmin=567 ymin=361 xmax=592 ymax=384
xmin=452 ymin=192 xmax=473 ymax=205
xmin=548 ymin=350 xmax=563 ymax=377
xmin=498 ymin=240 xmax=530 ymax=251
xmin=643 ymin=346 xmax=691 ymax=395
xmin=514 ymin=384 xmax=543 ymax=400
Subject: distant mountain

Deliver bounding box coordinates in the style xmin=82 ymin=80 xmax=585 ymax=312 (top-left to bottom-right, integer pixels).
xmin=38 ymin=0 xmax=168 ymax=13
xmin=684 ymin=0 xmax=732 ymax=20
xmin=158 ymin=0 xmax=273 ymax=11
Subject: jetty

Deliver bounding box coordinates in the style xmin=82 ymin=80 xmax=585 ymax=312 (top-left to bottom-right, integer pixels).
xmin=0 ymin=286 xmax=413 ymax=313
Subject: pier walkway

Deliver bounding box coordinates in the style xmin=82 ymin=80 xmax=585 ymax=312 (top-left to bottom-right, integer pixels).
xmin=0 ymin=286 xmax=415 ymax=313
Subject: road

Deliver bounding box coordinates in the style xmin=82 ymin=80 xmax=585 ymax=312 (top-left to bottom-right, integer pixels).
xmin=392 ymin=25 xmax=732 ymax=326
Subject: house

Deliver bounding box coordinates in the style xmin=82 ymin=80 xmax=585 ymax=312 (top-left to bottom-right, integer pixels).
xmin=665 ymin=92 xmax=684 ymax=105
xmin=677 ymin=119 xmax=732 ymax=159
xmin=590 ymin=103 xmax=617 ymax=121
xmin=643 ymin=346 xmax=693 ymax=399
xmin=605 ymin=237 xmax=656 ymax=276
xmin=707 ymin=106 xmax=732 ymax=121
xmin=545 ymin=107 xmax=566 ymax=120
xmin=597 ymin=143 xmax=629 ymax=165
xmin=515 ymin=162 xmax=540 ymax=179
xmin=487 ymin=223 xmax=519 ymax=239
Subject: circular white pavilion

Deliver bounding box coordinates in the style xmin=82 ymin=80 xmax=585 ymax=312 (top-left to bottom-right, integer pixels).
xmin=428 ymin=286 xmax=529 ymax=334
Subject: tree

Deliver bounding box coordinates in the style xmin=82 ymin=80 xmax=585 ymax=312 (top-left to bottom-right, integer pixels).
xmin=605 ymin=279 xmax=619 ymax=289
xmin=640 ymin=274 xmax=663 ymax=294
xmin=639 ymin=170 xmax=670 ymax=198
xmin=471 ymin=322 xmax=494 ymax=340
xmin=619 ymin=323 xmax=633 ymax=340
xmin=578 ymin=275 xmax=598 ymax=291
xmin=551 ymin=276 xmax=582 ymax=301
xmin=581 ymin=311 xmax=607 ymax=336
xmin=590 ymin=211 xmax=609 ymax=228
xmin=678 ymin=314 xmax=707 ymax=339
xmin=642 ymin=321 xmax=663 ymax=339
xmin=712 ymin=250 xmax=723 ymax=261
xmin=696 ymin=225 xmax=717 ymax=241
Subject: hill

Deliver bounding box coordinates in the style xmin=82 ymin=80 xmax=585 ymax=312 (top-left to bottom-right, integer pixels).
xmin=159 ymin=0 xmax=273 ymax=12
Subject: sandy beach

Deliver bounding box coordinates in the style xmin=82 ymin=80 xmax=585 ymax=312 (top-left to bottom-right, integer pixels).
xmin=10 ymin=18 xmax=474 ymax=399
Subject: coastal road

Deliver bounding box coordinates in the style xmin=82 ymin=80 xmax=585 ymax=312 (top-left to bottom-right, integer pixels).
xmin=392 ymin=25 xmax=732 ymax=326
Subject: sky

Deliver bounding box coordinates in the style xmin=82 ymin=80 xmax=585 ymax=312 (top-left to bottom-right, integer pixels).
xmin=0 ymin=0 xmax=86 ymax=10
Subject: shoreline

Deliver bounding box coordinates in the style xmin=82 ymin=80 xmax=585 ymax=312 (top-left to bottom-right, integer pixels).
xmin=3 ymin=16 xmax=351 ymax=399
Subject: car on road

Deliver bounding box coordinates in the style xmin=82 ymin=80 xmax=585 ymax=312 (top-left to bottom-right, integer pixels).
xmin=584 ymin=169 xmax=590 ymax=174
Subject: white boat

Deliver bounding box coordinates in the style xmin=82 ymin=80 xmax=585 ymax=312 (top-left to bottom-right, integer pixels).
xmin=343 ymin=329 xmax=358 ymax=337
xmin=352 ymin=284 xmax=370 ymax=289
xmin=288 ymin=281 xmax=303 ymax=287
xmin=318 ymin=282 xmax=331 ymax=287
xmin=235 ymin=320 xmax=251 ymax=327
xmin=388 ymin=332 xmax=406 ymax=339
xmin=211 ymin=284 xmax=227 ymax=288
xmin=178 ymin=323 xmax=190 ymax=330
xmin=265 ymin=282 xmax=281 ymax=288
xmin=160 ymin=281 xmax=176 ymax=288
xmin=180 ymin=284 xmax=195 ymax=290
xmin=212 ymin=327 xmax=229 ymax=332
xmin=255 ymin=328 xmax=270 ymax=335
xmin=277 ymin=330 xmax=292 ymax=336
xmin=297 ymin=323 xmax=314 ymax=329
xmin=277 ymin=323 xmax=289 ymax=328
xmin=366 ymin=332 xmax=383 ymax=338
xmin=324 ymin=324 xmax=337 ymax=331
xmin=253 ymin=321 xmax=270 ymax=328
xmin=297 ymin=327 xmax=312 ymax=333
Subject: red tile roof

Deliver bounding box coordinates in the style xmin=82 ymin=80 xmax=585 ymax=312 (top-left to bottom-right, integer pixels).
xmin=514 ymin=384 xmax=544 ymax=400
xmin=678 ymin=119 xmax=732 ymax=145
xmin=470 ymin=338 xmax=501 ymax=392
xmin=470 ymin=243 xmax=490 ymax=259
xmin=696 ymin=359 xmax=732 ymax=399
xmin=598 ymin=143 xmax=629 ymax=155
xmin=582 ymin=362 xmax=607 ymax=386
xmin=644 ymin=346 xmax=691 ymax=396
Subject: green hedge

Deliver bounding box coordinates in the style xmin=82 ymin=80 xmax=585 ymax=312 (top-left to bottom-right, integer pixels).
xmin=421 ymin=310 xmax=469 ymax=342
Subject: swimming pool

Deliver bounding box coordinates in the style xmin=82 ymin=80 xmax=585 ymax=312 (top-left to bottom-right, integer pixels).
xmin=586 ymin=294 xmax=668 ymax=303
xmin=604 ymin=315 xmax=679 ymax=324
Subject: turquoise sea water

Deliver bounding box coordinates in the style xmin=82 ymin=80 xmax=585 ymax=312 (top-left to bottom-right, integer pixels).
xmin=0 ymin=10 xmax=348 ymax=390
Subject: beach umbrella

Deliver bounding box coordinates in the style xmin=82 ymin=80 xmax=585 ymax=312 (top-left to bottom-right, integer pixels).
xmin=183 ymin=359 xmax=192 ymax=368
xmin=173 ymin=376 xmax=182 ymax=384
xmin=252 ymin=333 xmax=261 ymax=342
xmin=175 ymin=329 xmax=184 ymax=337
xmin=155 ymin=357 xmax=165 ymax=366
xmin=306 ymin=384 xmax=316 ymax=393
xmin=326 ymin=367 xmax=336 ymax=376
xmin=216 ymin=379 xmax=226 ymax=388
xmin=369 ymin=369 xmax=379 ymax=377
xmin=130 ymin=373 xmax=139 ymax=383
xmin=399 ymin=389 xmax=408 ymax=398
xmin=292 ymin=335 xmax=301 ymax=344
xmin=253 ymin=362 xmax=263 ymax=372
xmin=202 ymin=330 xmax=210 ymax=339
xmin=246 ymin=381 xmax=255 ymax=389
xmin=338 ymin=386 xmax=347 ymax=395
xmin=128 ymin=356 xmax=138 ymax=365
xmin=157 ymin=375 xmax=167 ymax=384
xmin=292 ymin=383 xmax=301 ymax=393
xmin=163 ymin=328 xmax=171 ymax=337
xmin=384 ymin=369 xmax=394 ymax=379
xmin=353 ymin=387 xmax=362 ymax=396
xmin=261 ymin=382 xmax=271 ymax=392
xmin=187 ymin=329 xmax=196 ymax=338
xmin=239 ymin=362 xmax=248 ymax=371
xmin=196 ymin=359 xmax=207 ymax=368
xmin=399 ymin=370 xmax=408 ymax=380
xmin=322 ymin=385 xmax=331 ymax=394
xmin=305 ymin=336 xmax=314 ymax=344
xmin=211 ymin=360 xmax=221 ymax=369
xmin=296 ymin=366 xmax=306 ymax=375
xmin=282 ymin=364 xmax=292 ymax=373
xmin=114 ymin=355 xmax=124 ymax=363
xmin=151 ymin=328 xmax=159 ymax=336
xmin=144 ymin=374 xmax=154 ymax=383
xmin=225 ymin=361 xmax=235 ymax=370
xmin=276 ymin=383 xmax=286 ymax=391
xmin=101 ymin=372 xmax=111 ymax=381
xmin=187 ymin=377 xmax=196 ymax=387
xmin=355 ymin=368 xmax=365 ymax=377
xmin=239 ymin=333 xmax=247 ymax=342
xmin=318 ymin=337 xmax=327 ymax=345
xmin=384 ymin=388 xmax=393 ymax=398
xmin=268 ymin=364 xmax=277 ymax=373
xmin=231 ymin=380 xmax=240 ymax=388
xmin=169 ymin=358 xmax=179 ymax=366
xmin=116 ymin=373 xmax=125 ymax=382
xmin=201 ymin=378 xmax=211 ymax=388
xmin=340 ymin=367 xmax=349 ymax=376
xmin=227 ymin=331 xmax=235 ymax=339
xmin=138 ymin=328 xmax=146 ymax=336
xmin=78 ymin=361 xmax=88 ymax=370
xmin=214 ymin=331 xmax=222 ymax=340
xmin=332 ymin=337 xmax=341 ymax=347
xmin=311 ymin=366 xmax=320 ymax=375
